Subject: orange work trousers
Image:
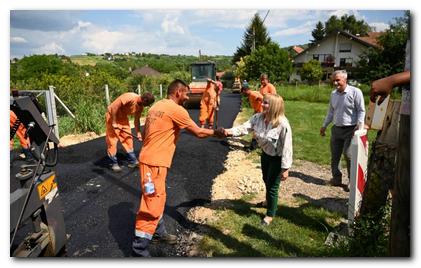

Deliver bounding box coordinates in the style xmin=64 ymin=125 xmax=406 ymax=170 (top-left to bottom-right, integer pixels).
xmin=199 ymin=104 xmax=215 ymax=127
xmin=135 ymin=164 xmax=167 ymax=239
xmin=10 ymin=111 xmax=30 ymax=150
xmin=105 ymin=112 xmax=134 ymax=156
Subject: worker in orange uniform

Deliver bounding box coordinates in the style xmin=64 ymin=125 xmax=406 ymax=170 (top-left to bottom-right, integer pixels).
xmin=105 ymin=92 xmax=155 ymax=172
xmin=10 ymin=110 xmax=32 ymax=160
xmin=215 ymin=75 xmax=223 ymax=107
xmin=132 ymin=79 xmax=225 ymax=257
xmin=241 ymin=81 xmax=263 ymax=113
xmin=259 ymin=73 xmax=277 ymax=96
xmin=199 ymin=78 xmax=218 ymax=129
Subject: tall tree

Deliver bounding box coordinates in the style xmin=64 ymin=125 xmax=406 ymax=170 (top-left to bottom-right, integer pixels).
xmin=311 ymin=21 xmax=325 ymax=44
xmin=324 ymin=14 xmax=372 ymax=36
xmin=242 ymin=41 xmax=292 ymax=82
xmin=324 ymin=15 xmax=343 ymax=36
xmin=356 ymin=11 xmax=409 ymax=83
xmin=232 ymin=13 xmax=271 ymax=64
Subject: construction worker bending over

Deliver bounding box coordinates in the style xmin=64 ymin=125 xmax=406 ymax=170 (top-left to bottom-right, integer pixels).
xmin=10 ymin=110 xmax=32 ymax=160
xmin=105 ymin=92 xmax=155 ymax=172
xmin=241 ymin=81 xmax=263 ymax=113
xmin=199 ymin=78 xmax=218 ymax=129
xmin=132 ymin=79 xmax=224 ymax=257
xmin=259 ymin=73 xmax=277 ymax=96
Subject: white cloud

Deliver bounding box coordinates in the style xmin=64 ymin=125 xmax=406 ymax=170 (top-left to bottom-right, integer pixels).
xmin=370 ymin=22 xmax=389 ymax=32
xmin=82 ymin=28 xmax=127 ymax=53
xmin=32 ymin=42 xmax=65 ymax=55
xmin=11 ymin=37 xmax=27 ymax=43
xmin=273 ymin=21 xmax=315 ymax=37
xmin=161 ymin=16 xmax=185 ymax=34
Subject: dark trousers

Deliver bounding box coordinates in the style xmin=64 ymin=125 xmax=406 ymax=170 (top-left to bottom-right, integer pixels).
xmin=389 ymin=114 xmax=410 ymax=256
xmin=261 ymin=152 xmax=283 ymax=217
xmin=132 ymin=217 xmax=167 ymax=257
xmin=330 ymin=125 xmax=355 ymax=184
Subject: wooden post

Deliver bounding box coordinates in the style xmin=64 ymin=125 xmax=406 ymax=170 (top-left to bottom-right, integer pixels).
xmin=137 ymin=84 xmax=141 ymax=95
xmin=105 ymin=84 xmax=110 ymax=106
xmin=360 ymin=100 xmax=400 ymax=216
xmin=159 ymin=84 xmax=163 ymax=99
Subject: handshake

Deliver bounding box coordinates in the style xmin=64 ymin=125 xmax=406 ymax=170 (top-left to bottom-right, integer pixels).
xmin=214 ymin=127 xmax=230 ymax=138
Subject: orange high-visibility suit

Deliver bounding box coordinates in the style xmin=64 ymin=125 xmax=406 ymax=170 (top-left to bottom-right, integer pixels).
xmin=135 ymin=99 xmax=196 ymax=239
xmin=199 ymin=83 xmax=217 ymax=128
xmin=105 ymin=92 xmax=143 ymax=158
xmin=260 ymin=82 xmax=277 ymax=96
xmin=248 ymin=91 xmax=264 ymax=113
xmin=10 ymin=110 xmax=30 ymax=150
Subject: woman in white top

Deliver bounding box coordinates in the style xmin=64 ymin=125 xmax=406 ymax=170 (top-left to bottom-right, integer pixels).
xmin=225 ymin=94 xmax=293 ymax=225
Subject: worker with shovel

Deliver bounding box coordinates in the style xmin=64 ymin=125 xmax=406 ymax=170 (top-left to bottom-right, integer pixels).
xmin=105 ymin=92 xmax=155 ymax=172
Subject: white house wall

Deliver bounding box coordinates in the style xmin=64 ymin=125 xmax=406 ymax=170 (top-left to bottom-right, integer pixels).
xmin=294 ymin=33 xmax=370 ymax=68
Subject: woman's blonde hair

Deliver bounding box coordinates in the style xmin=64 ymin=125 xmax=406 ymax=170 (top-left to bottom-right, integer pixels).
xmin=264 ymin=94 xmax=285 ymax=127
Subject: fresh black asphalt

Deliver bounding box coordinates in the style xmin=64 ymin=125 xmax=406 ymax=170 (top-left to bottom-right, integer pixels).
xmin=10 ymin=91 xmax=242 ymax=257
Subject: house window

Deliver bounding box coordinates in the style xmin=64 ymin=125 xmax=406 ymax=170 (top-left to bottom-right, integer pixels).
xmin=340 ymin=58 xmax=353 ymax=67
xmin=339 ymin=43 xmax=352 ymax=52
xmin=313 ymin=54 xmax=320 ymax=61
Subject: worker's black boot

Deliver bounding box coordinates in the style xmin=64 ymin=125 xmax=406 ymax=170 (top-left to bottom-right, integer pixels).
xmin=132 ymin=236 xmax=151 ymax=257
xmin=108 ymin=155 xmax=122 ymax=172
xmin=152 ymin=217 xmax=177 ymax=244
xmin=127 ymin=151 xmax=139 ymax=168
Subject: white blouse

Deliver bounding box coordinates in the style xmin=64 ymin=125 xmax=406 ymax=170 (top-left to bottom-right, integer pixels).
xmin=230 ymin=113 xmax=293 ymax=169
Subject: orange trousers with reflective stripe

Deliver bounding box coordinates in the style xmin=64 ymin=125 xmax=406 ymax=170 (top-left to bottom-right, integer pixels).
xmin=105 ymin=112 xmax=134 ymax=156
xmin=10 ymin=111 xmax=30 ymax=150
xmin=135 ymin=164 xmax=167 ymax=238
xmin=199 ymin=105 xmax=215 ymax=126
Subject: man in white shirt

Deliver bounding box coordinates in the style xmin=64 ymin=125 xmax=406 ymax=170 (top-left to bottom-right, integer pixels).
xmin=320 ymin=70 xmax=366 ymax=191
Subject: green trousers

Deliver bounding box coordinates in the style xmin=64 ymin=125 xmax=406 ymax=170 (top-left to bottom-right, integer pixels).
xmin=261 ymin=152 xmax=283 ymax=217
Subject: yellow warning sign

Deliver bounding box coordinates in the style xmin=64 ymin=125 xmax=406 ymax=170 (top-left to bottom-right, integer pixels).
xmin=37 ymin=174 xmax=57 ymax=200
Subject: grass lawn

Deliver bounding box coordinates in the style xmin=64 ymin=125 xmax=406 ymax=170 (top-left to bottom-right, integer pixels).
xmin=199 ymin=197 xmax=344 ymax=257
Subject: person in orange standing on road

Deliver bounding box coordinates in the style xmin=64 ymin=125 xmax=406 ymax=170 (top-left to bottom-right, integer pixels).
xmin=241 ymin=81 xmax=263 ymax=113
xmin=199 ymin=78 xmax=218 ymax=129
xmin=105 ymin=92 xmax=155 ymax=172
xmin=215 ymin=75 xmax=223 ymax=107
xmin=10 ymin=110 xmax=32 ymax=160
xmin=132 ymin=79 xmax=224 ymax=257
xmin=259 ymin=73 xmax=277 ymax=96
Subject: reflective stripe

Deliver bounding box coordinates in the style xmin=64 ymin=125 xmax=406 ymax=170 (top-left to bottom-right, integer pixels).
xmin=135 ymin=230 xmax=153 ymax=240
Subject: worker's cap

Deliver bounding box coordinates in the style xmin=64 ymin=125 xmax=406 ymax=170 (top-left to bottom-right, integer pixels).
xmin=241 ymin=81 xmax=250 ymax=89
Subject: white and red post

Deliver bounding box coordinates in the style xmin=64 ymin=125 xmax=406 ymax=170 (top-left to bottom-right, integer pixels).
xmin=348 ymin=129 xmax=369 ymax=231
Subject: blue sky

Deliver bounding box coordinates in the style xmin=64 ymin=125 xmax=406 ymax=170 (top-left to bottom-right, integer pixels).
xmin=10 ymin=9 xmax=406 ymax=59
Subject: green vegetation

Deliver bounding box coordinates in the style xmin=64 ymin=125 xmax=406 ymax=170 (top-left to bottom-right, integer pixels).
xmin=10 ymin=53 xmax=233 ymax=136
xmin=199 ymin=198 xmax=344 ymax=257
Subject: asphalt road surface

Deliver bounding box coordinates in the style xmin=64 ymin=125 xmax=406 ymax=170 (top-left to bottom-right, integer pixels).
xmin=10 ymin=91 xmax=242 ymax=257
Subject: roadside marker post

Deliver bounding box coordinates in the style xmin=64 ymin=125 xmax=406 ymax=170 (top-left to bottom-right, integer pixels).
xmin=348 ymin=129 xmax=369 ymax=233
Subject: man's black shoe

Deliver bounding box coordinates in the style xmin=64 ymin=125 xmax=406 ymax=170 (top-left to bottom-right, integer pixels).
xmin=327 ymin=179 xmax=342 ymax=187
xmin=152 ymin=233 xmax=177 ymax=245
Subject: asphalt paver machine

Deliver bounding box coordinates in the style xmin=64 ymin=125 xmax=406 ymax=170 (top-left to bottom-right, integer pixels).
xmin=10 ymin=92 xmax=69 ymax=257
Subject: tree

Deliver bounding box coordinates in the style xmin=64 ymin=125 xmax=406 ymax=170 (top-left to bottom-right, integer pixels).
xmin=311 ymin=21 xmax=325 ymax=44
xmin=356 ymin=11 xmax=409 ymax=83
xmin=242 ymin=42 xmax=292 ymax=82
xmin=300 ymin=60 xmax=323 ymax=84
xmin=324 ymin=14 xmax=372 ymax=36
xmin=232 ymin=13 xmax=271 ymax=64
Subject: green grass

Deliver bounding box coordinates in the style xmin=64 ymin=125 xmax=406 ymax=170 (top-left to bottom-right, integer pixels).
xmin=199 ymin=198 xmax=344 ymax=257
xmin=70 ymin=55 xmax=106 ymax=66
